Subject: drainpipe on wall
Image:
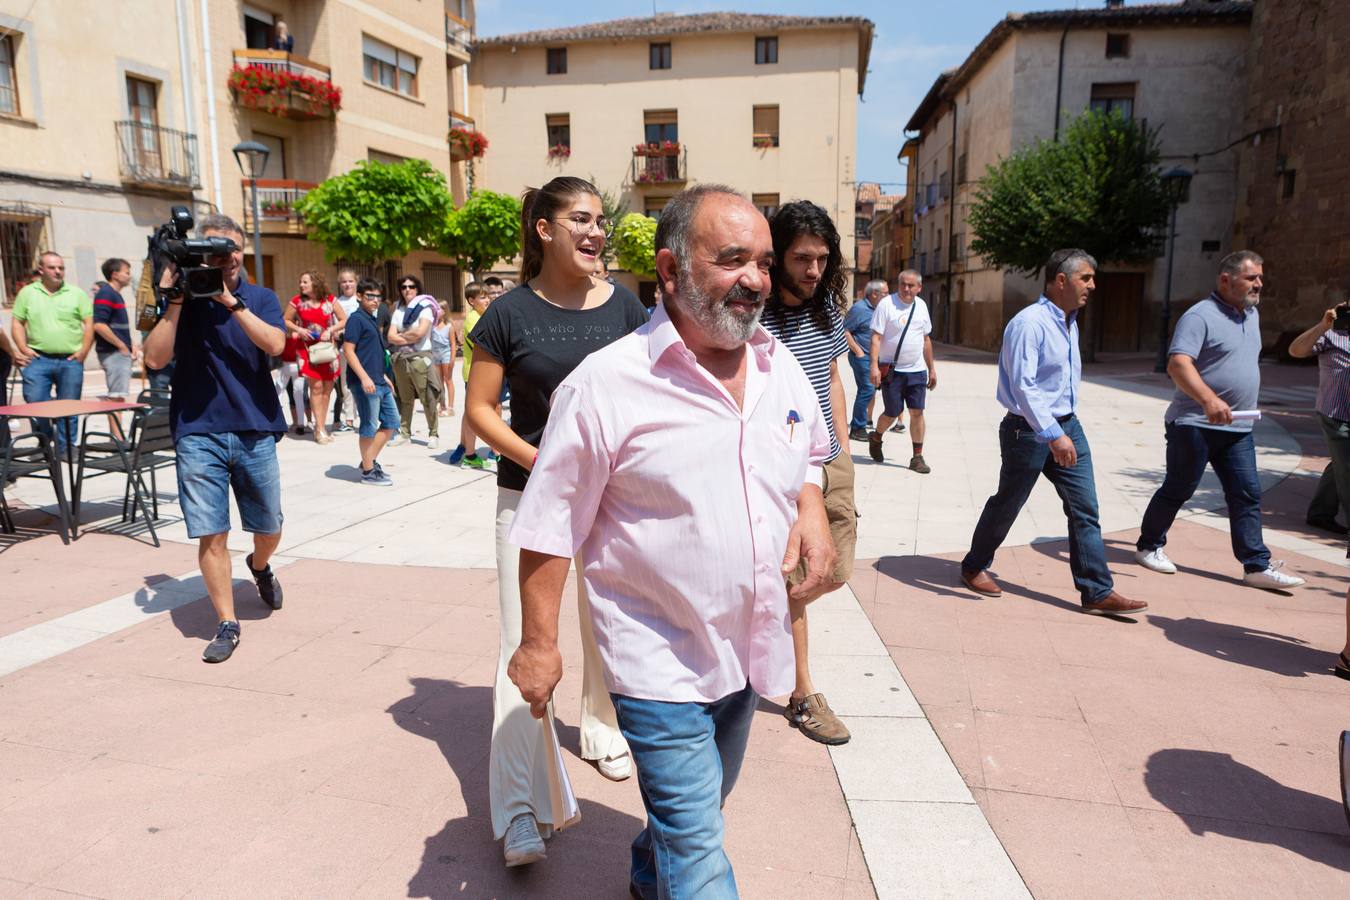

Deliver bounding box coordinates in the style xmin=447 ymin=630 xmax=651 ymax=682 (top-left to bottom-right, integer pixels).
xmin=198 ymin=0 xmax=224 ymax=212
xmin=1053 ymin=22 xmax=1071 ymax=142
xmin=174 ymin=0 xmax=200 ymax=198
xmin=944 ymin=98 xmax=958 ymax=344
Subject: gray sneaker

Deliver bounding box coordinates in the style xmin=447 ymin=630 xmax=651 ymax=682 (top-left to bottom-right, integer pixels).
xmin=202 ymin=620 xmax=240 ymax=663
xmin=503 ymin=812 xmax=546 ymax=867
xmin=361 ymin=466 xmax=393 ymax=486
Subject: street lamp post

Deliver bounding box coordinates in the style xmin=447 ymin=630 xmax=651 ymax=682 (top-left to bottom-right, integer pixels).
xmin=231 ymin=141 xmax=272 ymax=287
xmin=1154 ymin=166 xmax=1193 ymax=373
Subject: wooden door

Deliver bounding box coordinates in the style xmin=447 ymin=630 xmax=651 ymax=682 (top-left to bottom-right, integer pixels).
xmin=1093 ymin=272 xmax=1144 ymax=353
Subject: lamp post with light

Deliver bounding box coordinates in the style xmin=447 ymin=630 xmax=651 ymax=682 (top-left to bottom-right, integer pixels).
xmin=232 ymin=141 xmax=271 ymax=288
xmin=1154 ymin=166 xmax=1193 ymax=373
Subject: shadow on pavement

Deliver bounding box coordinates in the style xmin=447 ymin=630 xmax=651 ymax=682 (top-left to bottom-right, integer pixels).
xmin=324 ymin=464 xmax=364 ymax=483
xmin=1145 ymin=749 xmax=1350 ymax=870
xmin=874 ymin=554 xmax=1084 ymax=613
xmin=391 ymin=677 xmax=642 ymax=899
xmin=1146 ymin=614 xmax=1337 ymax=679
xmin=163 ymin=577 xmax=276 ymax=639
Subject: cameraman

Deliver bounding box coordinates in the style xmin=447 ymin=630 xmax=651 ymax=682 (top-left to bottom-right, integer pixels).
xmin=142 ymin=213 xmax=288 ymax=663
xmin=1290 ymin=298 xmax=1350 ymax=534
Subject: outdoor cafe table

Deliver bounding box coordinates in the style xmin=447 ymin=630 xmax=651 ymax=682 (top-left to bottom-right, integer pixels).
xmin=0 ymin=398 xmax=147 ymax=540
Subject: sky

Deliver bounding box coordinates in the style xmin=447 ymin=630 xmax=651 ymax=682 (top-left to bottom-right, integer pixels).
xmin=475 ymin=0 xmax=1102 ymax=195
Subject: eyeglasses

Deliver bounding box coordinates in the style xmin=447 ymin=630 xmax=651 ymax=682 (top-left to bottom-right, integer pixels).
xmin=552 ymin=215 xmax=613 ymax=239
xmin=363 ymin=292 xmax=383 ymax=299
xmin=399 ymin=284 xmax=417 ymax=291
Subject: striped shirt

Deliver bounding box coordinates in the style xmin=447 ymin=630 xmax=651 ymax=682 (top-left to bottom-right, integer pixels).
xmin=1313 ymin=328 xmax=1350 ymax=421
xmin=760 ymin=301 xmax=847 ymax=461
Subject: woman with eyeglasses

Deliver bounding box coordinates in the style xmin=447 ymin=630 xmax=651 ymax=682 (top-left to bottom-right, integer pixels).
xmin=386 ymin=275 xmax=442 ymax=447
xmin=283 ymin=270 xmax=345 ymax=444
xmin=467 ymin=176 xmax=648 ymax=867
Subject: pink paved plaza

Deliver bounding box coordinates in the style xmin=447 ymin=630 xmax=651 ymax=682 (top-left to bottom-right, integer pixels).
xmin=2 ymin=353 xmax=1348 ymax=897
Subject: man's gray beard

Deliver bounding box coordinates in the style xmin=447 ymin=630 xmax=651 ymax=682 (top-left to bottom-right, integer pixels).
xmin=674 ymin=267 xmax=763 ymax=347
xmin=1243 ymin=292 xmax=1261 ymax=309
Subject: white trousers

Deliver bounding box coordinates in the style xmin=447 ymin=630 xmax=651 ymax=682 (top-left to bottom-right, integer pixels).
xmin=489 ymin=487 xmax=629 ymax=839
xmin=273 ymin=361 xmax=306 ymax=427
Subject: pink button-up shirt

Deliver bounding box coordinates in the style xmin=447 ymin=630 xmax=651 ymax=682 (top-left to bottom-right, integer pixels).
xmin=510 ymin=303 xmax=831 ymax=703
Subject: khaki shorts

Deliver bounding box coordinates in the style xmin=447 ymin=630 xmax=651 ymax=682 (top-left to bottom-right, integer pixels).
xmin=787 ymin=449 xmax=857 ymax=587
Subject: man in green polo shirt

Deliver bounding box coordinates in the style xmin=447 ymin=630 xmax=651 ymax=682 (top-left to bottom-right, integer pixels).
xmin=12 ymin=251 xmax=93 ymax=453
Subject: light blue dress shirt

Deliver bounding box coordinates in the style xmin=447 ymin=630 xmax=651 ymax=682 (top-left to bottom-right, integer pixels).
xmin=995 ymin=296 xmax=1080 ymax=443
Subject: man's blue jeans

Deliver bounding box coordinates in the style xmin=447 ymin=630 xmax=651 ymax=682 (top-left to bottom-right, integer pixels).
xmin=962 ymin=414 xmax=1114 ymax=603
xmin=611 ymin=683 xmax=757 ymax=900
xmin=847 ymin=352 xmax=875 ymax=431
xmin=20 ymin=355 xmax=84 ymax=452
xmin=1137 ymin=422 xmax=1270 ymax=572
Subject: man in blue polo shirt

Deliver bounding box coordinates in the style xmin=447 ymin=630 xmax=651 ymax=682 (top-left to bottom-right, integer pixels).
xmin=844 ymin=280 xmax=884 ymax=441
xmin=142 ymin=213 xmax=288 ymax=663
xmin=1135 ymin=251 xmax=1305 ymax=590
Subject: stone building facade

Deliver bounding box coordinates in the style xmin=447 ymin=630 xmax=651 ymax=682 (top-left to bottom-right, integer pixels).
xmin=1232 ymin=0 xmax=1350 ymax=345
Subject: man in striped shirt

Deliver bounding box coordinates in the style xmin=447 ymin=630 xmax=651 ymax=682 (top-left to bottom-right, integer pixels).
xmin=760 ymin=201 xmax=854 ymax=746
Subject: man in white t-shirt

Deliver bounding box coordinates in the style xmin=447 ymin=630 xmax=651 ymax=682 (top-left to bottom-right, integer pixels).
xmin=386 ymin=282 xmax=441 ymax=447
xmin=868 ymin=269 xmax=936 ymax=473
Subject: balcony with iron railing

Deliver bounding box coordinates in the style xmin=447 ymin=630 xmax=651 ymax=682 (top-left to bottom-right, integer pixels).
xmin=229 ymin=49 xmax=340 ymax=120
xmin=446 ymin=13 xmax=473 ymax=62
xmin=240 ymin=179 xmax=318 ymax=234
xmin=631 ymin=144 xmax=687 ymax=187
xmin=115 ymin=121 xmax=200 ymax=190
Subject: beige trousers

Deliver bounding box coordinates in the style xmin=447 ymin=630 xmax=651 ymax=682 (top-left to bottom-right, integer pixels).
xmin=489 ymin=488 xmax=628 ymax=840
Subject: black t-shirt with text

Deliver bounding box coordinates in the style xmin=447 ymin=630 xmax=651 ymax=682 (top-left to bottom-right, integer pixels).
xmin=470 ymin=281 xmax=648 ymax=491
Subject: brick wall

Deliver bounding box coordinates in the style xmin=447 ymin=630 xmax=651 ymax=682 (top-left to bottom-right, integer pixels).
xmin=1234 ymin=0 xmax=1350 ymax=340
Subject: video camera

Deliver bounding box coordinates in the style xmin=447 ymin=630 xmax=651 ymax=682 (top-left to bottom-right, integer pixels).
xmin=148 ymin=206 xmax=238 ymax=304
xmin=1334 ymin=303 xmax=1350 ymax=335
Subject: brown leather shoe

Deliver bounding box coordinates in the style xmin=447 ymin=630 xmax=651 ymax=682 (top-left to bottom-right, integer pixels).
xmin=785 ymin=692 xmax=851 ymax=745
xmin=1082 ymin=592 xmax=1148 ymax=615
xmin=961 ymin=569 xmax=1002 ymax=597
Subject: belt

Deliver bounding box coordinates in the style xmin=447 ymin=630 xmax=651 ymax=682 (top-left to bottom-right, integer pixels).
xmin=1004 ymin=412 xmax=1075 ymax=429
xmin=34 ymin=350 xmax=74 ymax=359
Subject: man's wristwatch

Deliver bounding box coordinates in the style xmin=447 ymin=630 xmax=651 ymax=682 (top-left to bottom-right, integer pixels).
xmin=227 ymin=298 xmax=247 ymax=315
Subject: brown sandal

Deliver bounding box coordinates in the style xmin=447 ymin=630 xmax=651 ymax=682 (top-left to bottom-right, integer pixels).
xmin=1334 ymin=652 xmax=1350 ymax=681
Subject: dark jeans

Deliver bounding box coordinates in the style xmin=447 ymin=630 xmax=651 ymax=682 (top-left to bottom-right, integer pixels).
xmin=1307 ymin=413 xmax=1350 ymax=526
xmin=847 ymin=352 xmax=875 ymax=431
xmin=1137 ymin=422 xmax=1270 ymax=572
xmin=20 ymin=355 xmax=84 ymax=452
xmin=963 ymin=414 xmax=1114 ymax=604
xmin=146 ymin=360 xmax=174 ymax=392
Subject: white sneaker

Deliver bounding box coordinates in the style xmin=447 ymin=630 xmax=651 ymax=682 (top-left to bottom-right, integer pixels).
xmin=387 ymin=433 xmax=409 ymax=447
xmin=503 ymin=812 xmax=546 ymax=867
xmin=1243 ymin=561 xmax=1306 ymax=590
xmin=1134 ymin=548 xmax=1177 ymax=574
xmin=428 ymin=436 xmax=440 ymax=450
xmin=597 ymin=752 xmax=633 ymax=781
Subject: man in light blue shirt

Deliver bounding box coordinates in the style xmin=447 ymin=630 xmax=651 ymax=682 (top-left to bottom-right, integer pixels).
xmin=961 ymin=249 xmax=1145 ymax=616
xmin=844 ymin=280 xmax=884 ymax=440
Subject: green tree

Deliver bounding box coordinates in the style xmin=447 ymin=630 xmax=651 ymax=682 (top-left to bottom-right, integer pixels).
xmin=590 ymin=176 xmax=630 ymax=265
xmin=613 ymin=212 xmax=657 ymax=280
xmin=967 ymin=110 xmax=1171 ymax=275
xmin=439 ymin=190 xmax=522 ymax=277
xmin=294 ymin=159 xmax=453 ymax=263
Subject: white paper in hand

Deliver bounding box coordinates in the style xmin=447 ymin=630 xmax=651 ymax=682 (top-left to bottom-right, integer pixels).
xmin=542 ymin=702 xmax=581 ymax=830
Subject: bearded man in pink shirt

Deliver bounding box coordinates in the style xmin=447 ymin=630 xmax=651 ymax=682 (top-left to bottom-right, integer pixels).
xmin=507 ymin=183 xmax=836 ymax=898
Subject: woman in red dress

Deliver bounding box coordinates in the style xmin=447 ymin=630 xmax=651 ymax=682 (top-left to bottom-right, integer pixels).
xmin=284 ymin=270 xmax=347 ymax=444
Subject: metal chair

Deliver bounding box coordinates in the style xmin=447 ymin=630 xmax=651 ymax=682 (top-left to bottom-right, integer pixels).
xmin=72 ymin=406 xmax=175 ymax=547
xmin=0 ymin=432 xmax=74 ymax=544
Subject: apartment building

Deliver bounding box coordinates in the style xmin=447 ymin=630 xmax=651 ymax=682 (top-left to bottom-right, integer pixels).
xmin=903 ymin=0 xmax=1252 ymax=352
xmin=471 ymin=12 xmax=873 ymax=301
xmin=0 ymin=0 xmax=476 ymax=306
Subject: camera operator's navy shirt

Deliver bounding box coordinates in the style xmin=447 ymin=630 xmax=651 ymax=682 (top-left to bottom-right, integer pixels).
xmin=1164 ymin=291 xmax=1260 ymax=433
xmin=170 ymin=273 xmax=287 ymax=441
xmin=343 ymin=307 xmax=389 ymax=389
